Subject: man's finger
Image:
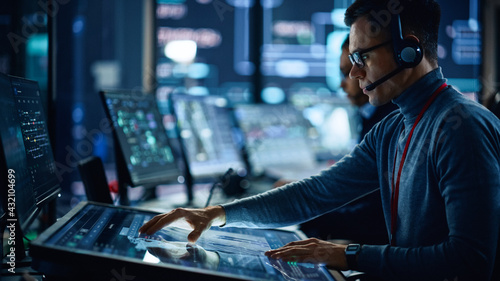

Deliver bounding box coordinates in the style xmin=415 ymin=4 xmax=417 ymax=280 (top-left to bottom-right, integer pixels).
xmin=139 ymin=208 xmax=184 ymax=234
xmin=266 ymin=247 xmax=308 ymax=261
xmin=138 ymin=215 xmax=161 ymax=234
xmin=284 ymin=238 xmax=319 ymax=246
xmin=187 ymin=227 xmax=205 ymax=243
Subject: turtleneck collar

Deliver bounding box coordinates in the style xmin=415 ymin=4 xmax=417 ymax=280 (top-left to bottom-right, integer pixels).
xmin=392 ymin=67 xmax=447 ymax=124
xmin=359 ymin=102 xmax=376 ymax=120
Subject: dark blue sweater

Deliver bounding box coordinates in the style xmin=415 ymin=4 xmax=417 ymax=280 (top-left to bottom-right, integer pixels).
xmin=222 ymin=68 xmax=500 ymax=280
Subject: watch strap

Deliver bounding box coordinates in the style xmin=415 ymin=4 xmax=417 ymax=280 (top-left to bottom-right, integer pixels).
xmin=345 ymin=244 xmax=361 ymax=270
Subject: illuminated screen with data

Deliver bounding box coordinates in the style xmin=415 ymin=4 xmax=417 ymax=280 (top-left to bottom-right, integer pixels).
xmin=290 ymin=94 xmax=359 ymax=161
xmin=171 ymin=94 xmax=247 ymax=178
xmin=30 ymin=202 xmax=341 ymax=281
xmin=0 ymin=73 xmax=35 ymax=230
xmin=10 ymin=76 xmax=60 ymax=204
xmin=260 ymin=0 xmax=340 ymax=95
xmin=100 ymin=91 xmax=179 ymax=187
xmin=260 ymin=0 xmax=482 ymax=100
xmin=436 ymin=0 xmax=482 ymax=96
xmin=234 ymin=104 xmax=317 ymax=175
xmin=0 ymin=74 xmax=60 ymax=232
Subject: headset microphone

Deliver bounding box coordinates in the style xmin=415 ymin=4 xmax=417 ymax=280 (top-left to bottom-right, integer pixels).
xmin=364 ymin=66 xmax=404 ymax=91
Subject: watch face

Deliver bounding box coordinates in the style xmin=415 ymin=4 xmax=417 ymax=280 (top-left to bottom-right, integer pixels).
xmin=347 ymin=244 xmax=359 ymax=251
xmin=346 ymin=244 xmax=361 ymax=255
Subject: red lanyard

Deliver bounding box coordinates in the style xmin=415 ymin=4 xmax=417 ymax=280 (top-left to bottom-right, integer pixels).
xmin=390 ymin=83 xmax=447 ymax=246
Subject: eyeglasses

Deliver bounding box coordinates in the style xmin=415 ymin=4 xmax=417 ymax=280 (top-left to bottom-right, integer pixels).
xmin=348 ymin=40 xmax=392 ymax=69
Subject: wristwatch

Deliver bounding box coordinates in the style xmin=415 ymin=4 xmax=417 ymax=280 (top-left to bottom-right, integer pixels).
xmin=345 ymin=244 xmax=362 ymax=270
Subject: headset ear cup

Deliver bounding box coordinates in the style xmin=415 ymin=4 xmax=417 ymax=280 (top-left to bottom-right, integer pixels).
xmin=398 ymin=40 xmax=423 ymax=68
xmin=401 ymin=46 xmax=417 ymax=63
xmin=391 ymin=13 xmax=423 ymax=68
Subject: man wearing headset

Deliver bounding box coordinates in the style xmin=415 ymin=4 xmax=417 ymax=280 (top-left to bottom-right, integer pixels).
xmin=141 ymin=0 xmax=500 ymax=280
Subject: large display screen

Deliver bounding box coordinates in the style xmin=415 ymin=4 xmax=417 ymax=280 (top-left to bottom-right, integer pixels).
xmin=30 ymin=202 xmax=344 ymax=281
xmin=100 ymin=91 xmax=179 ymax=187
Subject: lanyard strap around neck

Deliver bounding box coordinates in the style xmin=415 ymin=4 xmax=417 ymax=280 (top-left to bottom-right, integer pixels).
xmin=390 ymin=82 xmax=447 ymax=246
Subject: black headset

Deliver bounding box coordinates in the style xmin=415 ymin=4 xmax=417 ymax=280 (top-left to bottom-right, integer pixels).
xmin=391 ymin=13 xmax=423 ymax=68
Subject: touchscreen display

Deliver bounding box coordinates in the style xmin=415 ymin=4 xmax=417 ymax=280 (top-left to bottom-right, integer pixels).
xmin=36 ymin=203 xmax=337 ymax=281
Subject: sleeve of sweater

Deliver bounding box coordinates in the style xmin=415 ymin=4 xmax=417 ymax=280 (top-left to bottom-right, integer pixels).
xmin=357 ymin=102 xmax=500 ymax=281
xmin=221 ymin=128 xmax=381 ymax=229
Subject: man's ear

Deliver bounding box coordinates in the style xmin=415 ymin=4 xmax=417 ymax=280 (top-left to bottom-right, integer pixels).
xmin=403 ymin=34 xmax=420 ymax=43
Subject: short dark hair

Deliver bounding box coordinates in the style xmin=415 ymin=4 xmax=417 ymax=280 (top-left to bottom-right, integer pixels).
xmin=344 ymin=0 xmax=440 ymax=62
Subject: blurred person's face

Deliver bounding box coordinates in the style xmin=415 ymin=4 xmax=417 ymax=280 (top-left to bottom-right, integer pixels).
xmin=340 ymin=47 xmax=368 ymax=107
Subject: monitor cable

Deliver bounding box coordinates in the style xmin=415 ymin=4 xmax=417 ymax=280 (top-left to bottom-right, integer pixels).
xmin=205 ymin=168 xmax=234 ymax=208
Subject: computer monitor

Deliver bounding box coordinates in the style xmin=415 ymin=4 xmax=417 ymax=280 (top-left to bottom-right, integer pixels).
xmin=0 ymin=74 xmax=37 ymax=236
xmin=9 ymin=76 xmax=61 ymax=205
xmin=0 ymin=73 xmax=61 ymax=260
xmin=99 ymin=90 xmax=181 ymax=201
xmin=233 ymin=103 xmax=317 ymax=176
xmin=290 ymin=94 xmax=359 ymax=161
xmin=30 ymin=201 xmax=346 ymax=281
xmin=170 ymin=94 xmax=247 ymax=179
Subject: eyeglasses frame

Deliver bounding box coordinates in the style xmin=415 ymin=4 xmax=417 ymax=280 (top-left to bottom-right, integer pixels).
xmin=348 ymin=40 xmax=392 ymax=69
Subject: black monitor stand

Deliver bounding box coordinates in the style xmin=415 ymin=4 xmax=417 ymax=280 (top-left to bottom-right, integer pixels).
xmin=114 ymin=143 xmax=131 ymax=206
xmin=179 ymin=148 xmax=194 ymax=207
